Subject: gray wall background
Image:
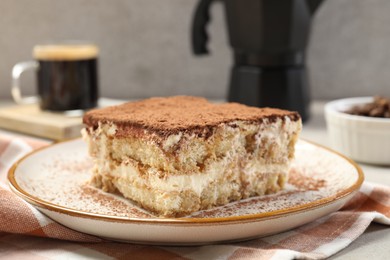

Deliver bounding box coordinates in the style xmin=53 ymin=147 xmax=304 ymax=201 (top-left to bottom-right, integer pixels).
xmin=1 ymin=0 xmax=390 ymax=101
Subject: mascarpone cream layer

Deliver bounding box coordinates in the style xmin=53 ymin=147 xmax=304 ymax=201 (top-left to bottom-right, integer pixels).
xmin=107 ymin=155 xmax=289 ymax=196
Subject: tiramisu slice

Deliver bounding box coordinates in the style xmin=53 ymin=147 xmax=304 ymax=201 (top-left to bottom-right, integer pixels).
xmin=82 ymin=96 xmax=302 ymax=217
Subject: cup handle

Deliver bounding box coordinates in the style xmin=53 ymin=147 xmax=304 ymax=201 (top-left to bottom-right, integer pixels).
xmin=11 ymin=61 xmax=39 ymax=105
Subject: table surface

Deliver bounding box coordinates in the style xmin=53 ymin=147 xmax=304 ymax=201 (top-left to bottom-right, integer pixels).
xmin=0 ymin=99 xmax=389 ymax=259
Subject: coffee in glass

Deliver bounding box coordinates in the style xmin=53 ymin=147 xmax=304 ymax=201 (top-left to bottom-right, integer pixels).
xmin=12 ymin=43 xmax=99 ymax=112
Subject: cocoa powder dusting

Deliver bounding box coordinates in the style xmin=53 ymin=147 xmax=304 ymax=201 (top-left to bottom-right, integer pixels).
xmin=83 ymin=96 xmax=300 ymax=137
xmin=79 ymin=185 xmax=152 ymax=218
xmin=288 ymin=169 xmax=327 ymax=191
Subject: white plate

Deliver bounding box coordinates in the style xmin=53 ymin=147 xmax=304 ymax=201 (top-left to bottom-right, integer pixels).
xmin=8 ymin=139 xmax=364 ymax=245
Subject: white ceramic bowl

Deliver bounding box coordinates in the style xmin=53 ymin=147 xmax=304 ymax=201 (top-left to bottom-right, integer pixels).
xmin=325 ymin=96 xmax=390 ymax=165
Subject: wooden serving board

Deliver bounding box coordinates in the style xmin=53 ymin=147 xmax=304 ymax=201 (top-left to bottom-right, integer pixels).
xmin=0 ymin=104 xmax=83 ymax=140
xmin=0 ymin=99 xmax=126 ymax=140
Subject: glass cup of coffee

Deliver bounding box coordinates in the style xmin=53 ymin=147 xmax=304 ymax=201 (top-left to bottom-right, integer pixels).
xmin=12 ymin=43 xmax=99 ymax=113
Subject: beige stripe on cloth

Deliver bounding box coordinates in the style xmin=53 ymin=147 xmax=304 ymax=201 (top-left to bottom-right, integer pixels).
xmin=0 ymin=134 xmax=389 ymax=260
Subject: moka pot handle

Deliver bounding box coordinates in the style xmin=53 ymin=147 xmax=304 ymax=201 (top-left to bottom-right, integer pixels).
xmin=191 ymin=0 xmax=214 ymax=55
